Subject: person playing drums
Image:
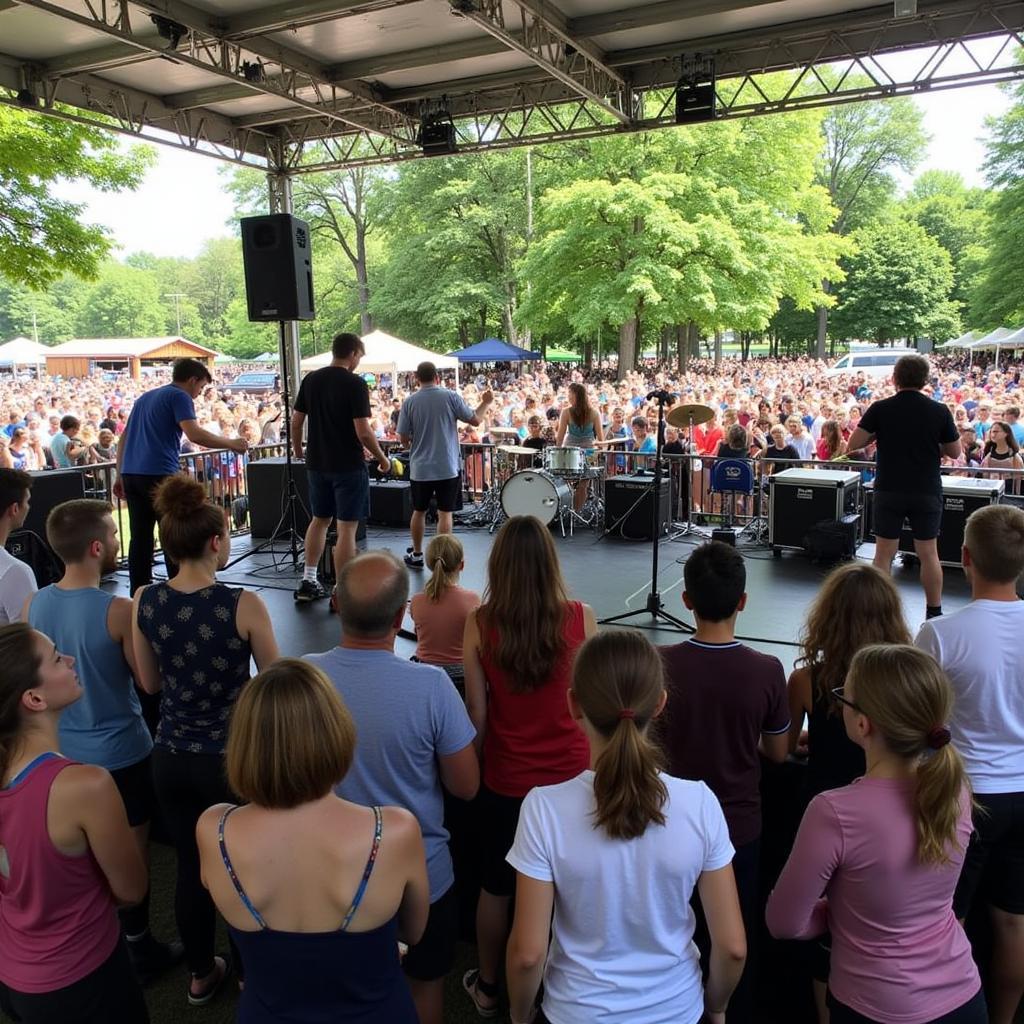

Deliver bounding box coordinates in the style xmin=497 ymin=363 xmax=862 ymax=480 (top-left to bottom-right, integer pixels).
xmin=555 ymin=383 xmax=604 ymax=511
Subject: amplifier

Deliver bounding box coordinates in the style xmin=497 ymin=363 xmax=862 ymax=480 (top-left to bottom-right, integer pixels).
xmin=604 ymin=474 xmax=670 ymax=540
xmin=369 ymin=481 xmax=412 ymax=526
xmin=5 ymin=530 xmax=63 ymax=588
xmin=246 ymin=458 xmax=365 ymax=541
xmin=23 ymin=469 xmax=86 ymax=538
xmin=769 ymin=468 xmax=861 ymax=555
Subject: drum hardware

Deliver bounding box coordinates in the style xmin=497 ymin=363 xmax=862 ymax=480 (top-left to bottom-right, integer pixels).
xmin=665 ymin=405 xmax=715 ymax=538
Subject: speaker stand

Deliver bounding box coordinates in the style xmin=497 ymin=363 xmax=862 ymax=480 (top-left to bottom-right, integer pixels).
xmin=599 ymin=395 xmax=694 ymax=634
xmin=225 ymin=320 xmax=307 ymax=575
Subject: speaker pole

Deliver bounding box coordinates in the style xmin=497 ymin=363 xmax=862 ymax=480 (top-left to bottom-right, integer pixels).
xmin=224 ymin=319 xmax=306 ymax=572
xmin=599 ymin=393 xmax=694 ymax=634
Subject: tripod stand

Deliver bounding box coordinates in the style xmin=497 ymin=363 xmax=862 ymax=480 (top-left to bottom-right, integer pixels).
xmin=225 ymin=320 xmax=307 ymax=573
xmin=599 ymin=391 xmax=694 ymax=634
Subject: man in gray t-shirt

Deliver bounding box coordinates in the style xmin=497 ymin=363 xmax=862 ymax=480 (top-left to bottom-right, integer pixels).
xmin=397 ymin=362 xmax=492 ymax=568
xmin=304 ymin=550 xmax=478 ymax=1024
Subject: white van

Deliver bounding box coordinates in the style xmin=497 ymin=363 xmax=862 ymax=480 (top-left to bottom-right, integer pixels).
xmin=824 ymin=348 xmax=919 ymax=379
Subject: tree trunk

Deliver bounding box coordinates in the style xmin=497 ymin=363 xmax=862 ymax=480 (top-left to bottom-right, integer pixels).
xmin=740 ymin=331 xmax=752 ymax=361
xmin=713 ymin=330 xmax=723 ymax=369
xmin=814 ymin=278 xmax=832 ymax=360
xmin=458 ymin=322 xmax=469 ymax=347
xmin=676 ymin=325 xmax=686 ymax=373
xmin=355 ymin=230 xmax=372 ymax=335
xmin=583 ymin=338 xmax=593 ymax=370
xmin=617 ymin=318 xmax=638 ymax=381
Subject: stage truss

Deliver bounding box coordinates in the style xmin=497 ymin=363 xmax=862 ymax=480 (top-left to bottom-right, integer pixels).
xmin=0 ymin=0 xmax=1020 ymax=173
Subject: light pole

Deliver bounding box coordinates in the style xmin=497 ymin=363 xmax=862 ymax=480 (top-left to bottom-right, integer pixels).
xmin=164 ymin=292 xmax=186 ymax=335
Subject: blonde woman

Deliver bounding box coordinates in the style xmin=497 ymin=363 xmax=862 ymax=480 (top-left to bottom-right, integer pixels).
xmin=768 ymin=645 xmax=983 ymax=1024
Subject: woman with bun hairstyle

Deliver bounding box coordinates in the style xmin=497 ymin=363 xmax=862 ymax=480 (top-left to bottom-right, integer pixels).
xmin=409 ymin=535 xmax=480 ymax=691
xmin=768 ymin=645 xmax=984 ymax=1024
xmin=131 ymin=474 xmax=279 ymax=1007
xmin=505 ymin=630 xmax=746 ymax=1024
xmin=0 ymin=623 xmax=149 ymax=1024
xmin=196 ymin=659 xmax=430 ymax=1024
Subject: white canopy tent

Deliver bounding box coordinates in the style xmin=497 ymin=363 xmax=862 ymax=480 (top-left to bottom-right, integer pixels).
xmin=939 ymin=331 xmax=978 ymax=350
xmin=0 ymin=336 xmax=47 ymax=370
xmin=964 ymin=327 xmax=1024 ymax=368
xmin=300 ymin=330 xmax=459 ymax=384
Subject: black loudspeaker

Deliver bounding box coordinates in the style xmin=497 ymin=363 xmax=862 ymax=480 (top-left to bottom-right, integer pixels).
xmin=240 ymin=214 xmax=315 ymax=322
xmin=245 ymin=458 xmax=365 ymax=541
xmin=24 ymin=469 xmax=86 ymax=538
xmin=6 ymin=530 xmax=63 ymax=587
xmin=369 ymin=481 xmax=412 ymax=526
xmin=605 ymin=474 xmax=670 ymax=540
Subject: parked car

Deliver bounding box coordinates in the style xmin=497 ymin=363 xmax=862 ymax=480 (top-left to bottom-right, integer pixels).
xmin=824 ymin=347 xmax=919 ymax=379
xmin=223 ymin=371 xmax=279 ymax=395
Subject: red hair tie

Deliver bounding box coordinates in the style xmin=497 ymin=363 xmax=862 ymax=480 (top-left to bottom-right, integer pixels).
xmin=926 ymin=726 xmax=951 ymax=751
xmin=618 ymin=708 xmax=636 ymax=721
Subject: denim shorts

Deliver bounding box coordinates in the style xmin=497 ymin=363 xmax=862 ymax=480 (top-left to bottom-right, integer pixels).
xmin=307 ymin=466 xmax=369 ymax=522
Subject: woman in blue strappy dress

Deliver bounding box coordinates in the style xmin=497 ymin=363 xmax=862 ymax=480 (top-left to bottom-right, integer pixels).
xmin=196 ymin=659 xmax=430 ymax=1024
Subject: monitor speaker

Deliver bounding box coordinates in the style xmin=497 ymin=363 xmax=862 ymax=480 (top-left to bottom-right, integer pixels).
xmin=675 ymin=81 xmax=716 ymax=123
xmin=604 ymin=474 xmax=670 ymax=540
xmin=23 ymin=469 xmax=86 ymax=538
xmin=240 ymin=214 xmax=315 ymax=322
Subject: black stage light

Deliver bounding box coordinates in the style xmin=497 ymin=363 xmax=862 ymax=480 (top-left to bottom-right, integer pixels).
xmin=417 ymin=98 xmax=457 ymax=156
xmin=151 ymin=15 xmax=189 ymax=49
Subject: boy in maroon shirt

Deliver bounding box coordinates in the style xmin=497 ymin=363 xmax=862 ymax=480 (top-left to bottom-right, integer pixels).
xmin=661 ymin=541 xmax=789 ymax=1023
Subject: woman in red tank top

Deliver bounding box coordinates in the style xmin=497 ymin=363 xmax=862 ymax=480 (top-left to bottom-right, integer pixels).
xmin=0 ymin=623 xmax=148 ymax=1024
xmin=462 ymin=516 xmax=596 ymax=1017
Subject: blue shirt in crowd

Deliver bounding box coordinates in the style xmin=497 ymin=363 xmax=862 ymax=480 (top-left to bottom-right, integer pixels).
xmin=120 ymin=383 xmax=196 ymax=476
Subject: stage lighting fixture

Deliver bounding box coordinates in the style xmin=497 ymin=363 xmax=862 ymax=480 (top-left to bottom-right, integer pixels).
xmin=242 ymin=60 xmax=266 ymax=82
xmin=151 ymin=15 xmax=188 ymax=49
xmin=15 ymin=88 xmax=38 ymax=108
xmin=417 ymin=98 xmax=457 ymax=156
xmin=675 ymin=53 xmax=716 ymax=124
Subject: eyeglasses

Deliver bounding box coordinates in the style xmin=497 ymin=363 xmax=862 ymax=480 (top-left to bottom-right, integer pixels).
xmin=831 ymin=686 xmax=863 ymax=713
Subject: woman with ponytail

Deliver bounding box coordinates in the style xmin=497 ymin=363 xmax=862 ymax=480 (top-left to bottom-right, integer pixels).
xmin=767 ymin=645 xmax=984 ymax=1024
xmin=131 ymin=474 xmax=279 ymax=1007
xmin=408 ymin=535 xmax=480 ymax=691
xmin=505 ymin=630 xmax=746 ymax=1024
xmin=0 ymin=623 xmax=148 ymax=1023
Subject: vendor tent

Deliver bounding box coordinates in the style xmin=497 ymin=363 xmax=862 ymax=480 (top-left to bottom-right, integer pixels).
xmin=964 ymin=327 xmax=1024 ymax=368
xmin=0 ymin=336 xmax=47 ymax=369
xmin=300 ymin=330 xmax=459 ymax=382
xmin=939 ymin=332 xmax=977 ymax=349
xmin=448 ymin=338 xmax=541 ymax=362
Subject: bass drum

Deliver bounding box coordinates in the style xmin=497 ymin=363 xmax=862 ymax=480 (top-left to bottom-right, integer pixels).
xmin=500 ymin=470 xmax=572 ymax=527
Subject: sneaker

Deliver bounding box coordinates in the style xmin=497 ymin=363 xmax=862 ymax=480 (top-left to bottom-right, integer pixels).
xmin=404 ymin=551 xmax=424 ymax=569
xmin=294 ymin=579 xmax=328 ymax=603
xmin=128 ymin=933 xmax=185 ymax=987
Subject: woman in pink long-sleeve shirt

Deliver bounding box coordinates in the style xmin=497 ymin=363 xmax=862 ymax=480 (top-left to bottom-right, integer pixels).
xmin=766 ymin=644 xmax=984 ymax=1024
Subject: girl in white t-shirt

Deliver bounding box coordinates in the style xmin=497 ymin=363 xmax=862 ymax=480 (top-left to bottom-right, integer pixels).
xmin=505 ymin=630 xmax=747 ymax=1024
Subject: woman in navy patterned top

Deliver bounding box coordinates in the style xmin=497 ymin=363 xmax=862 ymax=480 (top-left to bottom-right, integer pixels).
xmin=132 ymin=474 xmax=279 ymax=1007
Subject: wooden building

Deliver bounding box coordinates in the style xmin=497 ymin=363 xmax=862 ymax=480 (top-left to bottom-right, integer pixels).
xmin=44 ymin=337 xmax=217 ymax=380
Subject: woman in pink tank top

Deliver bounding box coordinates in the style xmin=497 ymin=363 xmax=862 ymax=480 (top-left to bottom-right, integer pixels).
xmin=0 ymin=623 xmax=148 ymax=1024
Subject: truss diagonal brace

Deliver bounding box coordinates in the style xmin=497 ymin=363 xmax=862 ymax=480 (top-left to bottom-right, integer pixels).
xmin=450 ymin=0 xmax=633 ymax=124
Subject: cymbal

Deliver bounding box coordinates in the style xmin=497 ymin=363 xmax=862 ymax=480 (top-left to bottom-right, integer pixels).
xmin=592 ymin=437 xmax=628 ymax=446
xmin=490 ymin=426 xmax=520 ymax=435
xmin=667 ymin=403 xmax=715 ymax=428
xmin=498 ymin=444 xmax=537 ymax=456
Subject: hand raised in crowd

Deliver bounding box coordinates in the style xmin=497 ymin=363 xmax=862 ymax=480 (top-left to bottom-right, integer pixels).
xmin=227 ymin=437 xmax=249 ymax=454
xmin=480 ymin=389 xmax=495 ymax=405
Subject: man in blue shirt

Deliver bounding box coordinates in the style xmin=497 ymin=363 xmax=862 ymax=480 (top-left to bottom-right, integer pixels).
xmin=113 ymin=358 xmax=247 ymax=594
xmin=27 ymin=498 xmax=182 ymax=983
xmin=304 ymin=551 xmax=477 ymax=1024
xmin=397 ymin=362 xmax=492 ymax=569
xmin=49 ymin=415 xmax=86 ymax=468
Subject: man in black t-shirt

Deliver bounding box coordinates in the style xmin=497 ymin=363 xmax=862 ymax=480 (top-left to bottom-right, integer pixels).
xmin=848 ymin=354 xmax=960 ymax=618
xmin=291 ymin=332 xmax=391 ymax=604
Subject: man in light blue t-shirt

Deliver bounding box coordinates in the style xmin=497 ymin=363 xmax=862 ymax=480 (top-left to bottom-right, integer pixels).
xmin=305 ymin=550 xmax=478 ymax=1024
xmin=397 ymin=362 xmax=492 ymax=569
xmin=49 ymin=415 xmax=86 ymax=468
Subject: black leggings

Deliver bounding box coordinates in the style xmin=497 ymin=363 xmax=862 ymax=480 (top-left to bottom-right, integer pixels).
xmin=0 ymin=939 xmax=148 ymax=1024
xmin=151 ymin=747 xmax=234 ymax=977
xmin=828 ymin=987 xmax=987 ymax=1024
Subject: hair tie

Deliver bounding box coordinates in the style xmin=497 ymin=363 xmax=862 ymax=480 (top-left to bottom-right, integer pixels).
xmin=926 ymin=726 xmax=951 ymax=751
xmin=618 ymin=708 xmax=636 ymax=721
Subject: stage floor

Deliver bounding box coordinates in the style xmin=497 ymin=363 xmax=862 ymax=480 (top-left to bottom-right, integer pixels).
xmin=113 ymin=525 xmax=973 ymax=674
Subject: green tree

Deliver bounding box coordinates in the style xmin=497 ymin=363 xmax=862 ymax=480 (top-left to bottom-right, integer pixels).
xmin=184 ymin=238 xmax=246 ymax=343
xmin=971 ymin=74 xmax=1024 ymax=327
xmin=75 ymin=263 xmax=167 ymax=337
xmin=0 ymin=108 xmax=154 ymax=288
xmin=831 ymin=218 xmax=959 ymax=344
xmin=813 ymin=87 xmax=928 ymax=356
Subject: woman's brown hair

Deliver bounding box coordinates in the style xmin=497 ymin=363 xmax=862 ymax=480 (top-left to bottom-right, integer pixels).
xmin=0 ymin=624 xmax=43 ymax=780
xmin=847 ymin=645 xmax=967 ymax=865
xmin=820 ymin=420 xmax=843 ymax=459
xmin=227 ymin=658 xmax=356 ymax=809
xmin=153 ymin=473 xmax=227 ymax=563
xmin=572 ymin=630 xmax=667 ymax=840
xmin=568 ymin=383 xmax=590 ymax=429
xmin=477 ymin=516 xmax=569 ymax=693
xmin=798 ymin=563 xmax=911 ymax=705
xmin=423 ymin=534 xmax=464 ymax=602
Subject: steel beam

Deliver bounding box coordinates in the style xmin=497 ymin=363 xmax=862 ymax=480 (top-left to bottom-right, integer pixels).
xmin=224 ymin=0 xmax=421 ymax=39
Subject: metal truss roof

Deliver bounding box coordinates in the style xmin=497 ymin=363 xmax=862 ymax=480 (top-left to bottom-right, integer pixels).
xmin=1 ymin=0 xmax=1022 ymax=172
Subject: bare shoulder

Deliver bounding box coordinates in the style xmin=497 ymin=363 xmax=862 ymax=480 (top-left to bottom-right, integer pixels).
xmin=51 ymin=762 xmax=114 ymax=803
xmin=380 ymin=805 xmax=422 ymax=843
xmin=196 ymin=802 xmax=234 ymax=841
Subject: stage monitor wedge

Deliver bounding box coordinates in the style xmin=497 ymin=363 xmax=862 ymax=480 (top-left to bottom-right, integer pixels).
xmin=240 ymin=213 xmax=315 ymax=322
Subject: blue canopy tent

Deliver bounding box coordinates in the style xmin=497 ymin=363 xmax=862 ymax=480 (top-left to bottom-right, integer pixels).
xmin=448 ymin=338 xmax=541 ymax=362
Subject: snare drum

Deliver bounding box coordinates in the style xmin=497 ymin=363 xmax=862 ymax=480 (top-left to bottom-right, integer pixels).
xmin=544 ymin=446 xmax=587 ymax=475
xmin=500 ymin=470 xmax=572 ymax=526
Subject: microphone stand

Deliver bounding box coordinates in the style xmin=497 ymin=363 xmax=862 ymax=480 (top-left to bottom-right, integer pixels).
xmin=599 ymin=391 xmax=694 ymax=633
